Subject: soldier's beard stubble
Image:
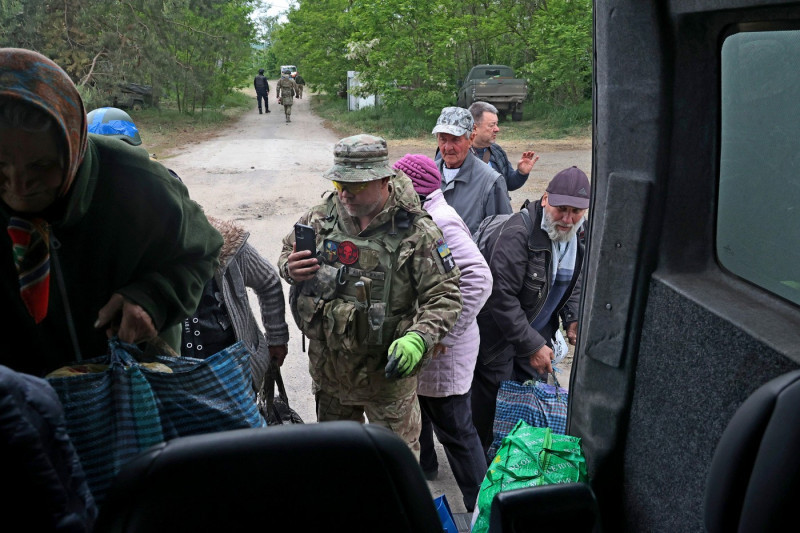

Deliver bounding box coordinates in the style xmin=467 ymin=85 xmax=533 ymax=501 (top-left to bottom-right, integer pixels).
xmin=340 ymin=196 xmax=385 ymax=220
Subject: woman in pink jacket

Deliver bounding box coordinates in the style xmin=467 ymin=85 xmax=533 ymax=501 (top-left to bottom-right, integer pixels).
xmin=393 ymin=154 xmax=493 ymax=513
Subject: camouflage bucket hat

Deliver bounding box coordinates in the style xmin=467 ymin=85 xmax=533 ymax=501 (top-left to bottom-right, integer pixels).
xmin=432 ymin=106 xmax=474 ymax=137
xmin=323 ymin=134 xmax=396 ymax=183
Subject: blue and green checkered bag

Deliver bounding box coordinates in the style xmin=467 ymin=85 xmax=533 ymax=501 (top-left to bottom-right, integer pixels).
xmin=47 ymin=337 xmax=266 ymax=505
xmin=487 ymin=378 xmax=568 ymax=459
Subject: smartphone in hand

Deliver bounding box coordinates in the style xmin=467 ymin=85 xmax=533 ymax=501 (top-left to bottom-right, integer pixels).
xmin=294 ymin=223 xmax=317 ymax=256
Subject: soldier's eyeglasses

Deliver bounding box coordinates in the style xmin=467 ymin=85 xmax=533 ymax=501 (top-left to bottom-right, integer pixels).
xmin=332 ymin=181 xmax=371 ymax=194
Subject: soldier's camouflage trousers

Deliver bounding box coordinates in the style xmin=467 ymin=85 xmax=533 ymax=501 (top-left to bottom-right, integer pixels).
xmin=315 ymin=387 xmax=421 ymax=460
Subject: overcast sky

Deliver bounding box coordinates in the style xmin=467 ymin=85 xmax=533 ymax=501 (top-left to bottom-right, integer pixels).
xmin=263 ymin=0 xmax=292 ymax=21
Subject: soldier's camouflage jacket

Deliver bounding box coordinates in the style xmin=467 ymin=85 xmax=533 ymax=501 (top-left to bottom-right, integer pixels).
xmin=278 ymin=173 xmax=463 ymax=402
xmin=276 ymin=76 xmax=296 ymax=103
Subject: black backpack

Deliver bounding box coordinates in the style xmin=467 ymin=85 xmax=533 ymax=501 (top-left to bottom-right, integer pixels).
xmin=472 ymin=205 xmax=533 ymax=262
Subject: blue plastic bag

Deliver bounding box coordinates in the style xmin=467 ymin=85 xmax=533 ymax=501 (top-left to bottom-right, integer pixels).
xmin=434 ymin=494 xmax=458 ymax=533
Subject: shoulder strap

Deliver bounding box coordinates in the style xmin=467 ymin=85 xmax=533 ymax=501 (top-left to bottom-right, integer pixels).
xmin=476 ymin=207 xmax=533 ymax=264
xmin=519 ymin=207 xmax=533 ymax=233
xmin=472 ymin=214 xmax=499 ymax=244
xmin=392 ymin=208 xmax=414 ymax=233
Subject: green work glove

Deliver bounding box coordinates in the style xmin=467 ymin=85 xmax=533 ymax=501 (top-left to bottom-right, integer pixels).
xmin=385 ymin=332 xmax=426 ymax=379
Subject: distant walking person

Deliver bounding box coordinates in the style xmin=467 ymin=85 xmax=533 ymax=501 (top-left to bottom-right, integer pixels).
xmin=254 ymin=68 xmax=270 ymax=114
xmin=276 ymin=68 xmax=297 ymax=123
xmin=293 ymin=72 xmax=306 ymax=99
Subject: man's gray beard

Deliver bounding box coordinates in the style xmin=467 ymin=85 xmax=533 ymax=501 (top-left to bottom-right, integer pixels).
xmin=543 ymin=210 xmax=580 ymax=243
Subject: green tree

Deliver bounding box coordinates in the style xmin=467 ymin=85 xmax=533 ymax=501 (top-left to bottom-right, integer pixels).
xmin=521 ymin=0 xmax=592 ymax=105
xmin=0 ymin=0 xmax=262 ymax=112
xmin=252 ymin=9 xmax=281 ymax=75
xmin=343 ymin=0 xmax=465 ymax=112
xmin=266 ymin=0 xmax=591 ymax=110
xmin=270 ymin=0 xmax=355 ymax=95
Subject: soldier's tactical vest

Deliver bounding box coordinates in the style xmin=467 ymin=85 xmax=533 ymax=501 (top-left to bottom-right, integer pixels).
xmin=293 ymin=203 xmax=416 ymax=355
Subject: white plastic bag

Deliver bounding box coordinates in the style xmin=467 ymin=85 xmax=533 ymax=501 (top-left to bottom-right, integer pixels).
xmin=552 ymin=329 xmax=569 ymax=365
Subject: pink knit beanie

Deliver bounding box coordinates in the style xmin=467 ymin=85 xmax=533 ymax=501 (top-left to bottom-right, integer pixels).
xmin=393 ymin=154 xmax=441 ymax=196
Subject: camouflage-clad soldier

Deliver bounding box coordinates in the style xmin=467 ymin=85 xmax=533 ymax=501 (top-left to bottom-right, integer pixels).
xmin=278 ymin=134 xmax=463 ymax=457
xmin=292 ymin=72 xmax=305 ymax=98
xmin=276 ymin=68 xmax=297 ymax=124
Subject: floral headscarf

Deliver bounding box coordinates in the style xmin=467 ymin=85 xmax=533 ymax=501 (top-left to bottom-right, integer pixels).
xmin=0 ymin=48 xmax=88 ymax=197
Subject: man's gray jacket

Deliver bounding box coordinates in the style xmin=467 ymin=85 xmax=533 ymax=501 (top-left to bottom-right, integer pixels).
xmin=437 ymin=152 xmax=512 ymax=234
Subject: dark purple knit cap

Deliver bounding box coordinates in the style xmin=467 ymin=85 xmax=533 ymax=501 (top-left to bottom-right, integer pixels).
xmin=393 ymin=153 xmax=441 ymax=196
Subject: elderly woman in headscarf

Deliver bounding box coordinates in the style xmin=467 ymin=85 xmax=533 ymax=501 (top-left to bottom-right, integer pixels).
xmin=0 ymin=48 xmax=222 ymax=377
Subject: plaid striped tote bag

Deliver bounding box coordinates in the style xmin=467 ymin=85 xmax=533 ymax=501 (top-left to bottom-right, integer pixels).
xmin=487 ymin=378 xmax=569 ymax=460
xmin=47 ymin=338 xmax=266 ymax=505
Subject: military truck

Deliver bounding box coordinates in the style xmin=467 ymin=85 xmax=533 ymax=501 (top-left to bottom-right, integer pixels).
xmin=109 ymin=83 xmax=153 ymax=111
xmin=456 ymin=64 xmax=527 ymax=121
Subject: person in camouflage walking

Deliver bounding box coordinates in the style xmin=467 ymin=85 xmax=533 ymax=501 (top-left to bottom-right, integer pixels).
xmin=278 ymin=134 xmax=463 ymax=457
xmin=276 ymin=68 xmax=297 ymax=123
xmin=292 ymin=71 xmax=306 ymax=98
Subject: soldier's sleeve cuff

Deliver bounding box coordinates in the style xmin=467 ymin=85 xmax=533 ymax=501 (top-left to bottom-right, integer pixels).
xmin=281 ymin=262 xmax=296 ymax=285
xmin=412 ymin=331 xmax=433 ymax=355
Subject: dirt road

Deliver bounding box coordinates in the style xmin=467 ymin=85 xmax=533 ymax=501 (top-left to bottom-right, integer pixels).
xmin=165 ymin=87 xmax=591 ymax=514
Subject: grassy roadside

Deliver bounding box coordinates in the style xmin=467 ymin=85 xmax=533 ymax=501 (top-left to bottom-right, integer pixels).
xmin=130 ymin=102 xmax=250 ymax=160
xmin=310 ymin=94 xmax=592 ymax=142
xmin=127 ymin=91 xmax=591 ymax=159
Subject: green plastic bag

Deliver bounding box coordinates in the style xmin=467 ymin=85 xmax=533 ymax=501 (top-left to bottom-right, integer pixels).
xmin=471 ymin=420 xmax=588 ymax=533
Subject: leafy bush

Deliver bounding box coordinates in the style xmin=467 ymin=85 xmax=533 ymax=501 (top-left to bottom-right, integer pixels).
xmin=311 ymin=94 xmax=590 ymax=140
xmin=311 ymin=95 xmax=439 ymax=139
xmin=77 ymin=86 xmax=105 ymax=112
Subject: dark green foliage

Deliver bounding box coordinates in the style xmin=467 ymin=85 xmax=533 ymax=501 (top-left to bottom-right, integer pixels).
xmin=0 ymin=0 xmax=592 ymax=121
xmin=0 ymin=0 xmax=259 ymax=113
xmin=269 ymin=0 xmax=592 ymax=112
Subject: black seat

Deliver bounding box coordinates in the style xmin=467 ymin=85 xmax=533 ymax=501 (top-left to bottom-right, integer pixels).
xmin=94 ymin=421 xmax=443 ymax=532
xmin=489 ymin=482 xmax=599 ymax=532
xmin=705 ymin=369 xmax=800 ymax=532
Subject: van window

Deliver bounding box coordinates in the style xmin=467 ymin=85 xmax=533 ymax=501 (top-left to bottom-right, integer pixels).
xmin=718 ymin=29 xmax=800 ymax=306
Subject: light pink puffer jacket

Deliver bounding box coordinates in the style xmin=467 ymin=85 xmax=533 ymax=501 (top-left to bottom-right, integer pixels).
xmin=417 ymin=189 xmax=493 ymax=397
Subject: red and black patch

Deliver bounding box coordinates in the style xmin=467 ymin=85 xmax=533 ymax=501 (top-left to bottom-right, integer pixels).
xmin=338 ymin=240 xmax=359 ymax=265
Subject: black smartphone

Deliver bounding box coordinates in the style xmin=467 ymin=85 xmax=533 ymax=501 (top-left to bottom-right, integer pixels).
xmin=294 ymin=223 xmax=317 ymax=256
